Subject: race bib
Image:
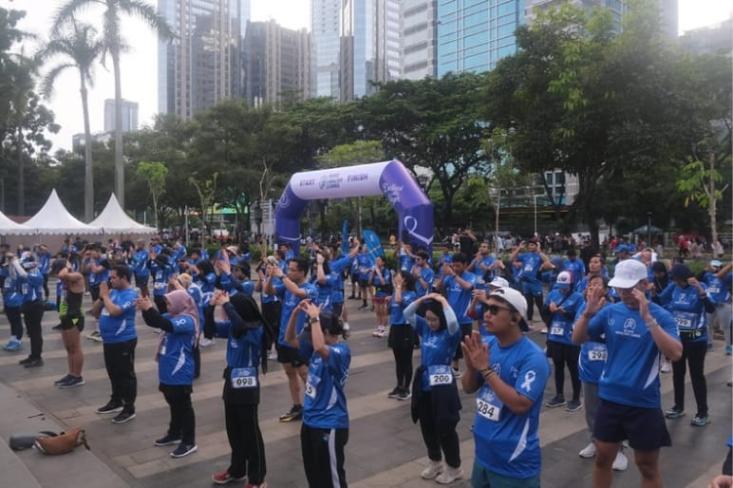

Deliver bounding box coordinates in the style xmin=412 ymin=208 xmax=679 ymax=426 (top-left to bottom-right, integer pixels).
xmin=230 ymin=367 xmax=258 ymax=389
xmin=550 ymin=325 xmax=565 ymax=336
xmin=588 ymin=349 xmax=607 ymax=361
xmin=154 ymin=281 xmax=166 ymax=290
xmin=708 ymin=287 xmax=719 ymax=294
xmin=674 ymin=316 xmax=693 ymax=329
xmin=524 ymin=264 xmax=533 ymax=272
xmin=428 ymin=365 xmax=454 ymax=386
xmin=476 ymin=388 xmax=502 ymax=421
xmin=305 ymin=374 xmax=321 ymax=399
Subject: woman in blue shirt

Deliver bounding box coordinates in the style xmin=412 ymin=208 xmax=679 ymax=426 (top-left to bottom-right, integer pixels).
xmin=138 ymin=289 xmax=198 ymax=459
xmin=369 ymin=256 xmax=393 ymax=338
xmin=387 ymin=271 xmax=417 ymax=401
xmin=285 ymin=300 xmax=351 ymax=488
xmin=403 ymin=292 xmax=463 ymax=485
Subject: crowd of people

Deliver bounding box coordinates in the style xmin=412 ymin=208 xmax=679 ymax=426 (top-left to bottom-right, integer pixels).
xmin=0 ymin=233 xmax=730 ymax=488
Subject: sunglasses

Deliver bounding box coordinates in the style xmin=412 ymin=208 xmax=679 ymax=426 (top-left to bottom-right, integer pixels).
xmin=486 ymin=304 xmax=513 ymax=315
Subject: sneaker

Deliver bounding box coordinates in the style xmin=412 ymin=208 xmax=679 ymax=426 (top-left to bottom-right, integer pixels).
xmin=566 ymin=400 xmax=583 ymax=412
xmin=612 ymin=451 xmax=629 ymax=471
xmin=52 ymin=323 xmax=63 ymax=331
xmin=435 ymin=466 xmax=463 ymax=484
xmin=96 ymin=401 xmax=124 ymax=415
xmin=18 ymin=356 xmax=33 ymax=365
xmin=111 ymin=411 xmax=136 ymax=424
xmin=545 ymin=396 xmax=566 ymax=408
xmin=211 ymin=470 xmax=246 ymax=485
xmin=279 ymin=405 xmax=303 ymax=422
xmin=660 ymin=358 xmax=671 ymax=373
xmin=578 ymin=442 xmax=596 ymax=459
xmin=372 ymin=326 xmax=386 ymax=338
xmin=664 ymin=407 xmax=685 ymax=419
xmin=58 ymin=376 xmax=85 ymax=389
xmin=23 ymin=358 xmax=43 ymax=368
xmin=154 ymin=433 xmax=181 ymax=446
xmin=690 ymin=414 xmax=710 ymax=427
xmin=452 ymin=367 xmax=462 ymax=379
xmin=420 ymin=460 xmax=443 ymax=480
xmin=359 ymin=304 xmax=368 ymax=310
xmin=3 ymin=339 xmax=21 ymax=352
xmin=267 ymin=349 xmax=277 ymax=360
xmin=199 ymin=337 xmax=215 ymax=347
xmin=397 ymin=389 xmax=411 ymax=401
xmin=86 ymin=330 xmax=103 ymax=342
xmin=170 ymin=443 xmax=197 ymax=458
xmin=387 ymin=387 xmax=401 ymax=399
xmin=54 ymin=374 xmax=72 ymax=386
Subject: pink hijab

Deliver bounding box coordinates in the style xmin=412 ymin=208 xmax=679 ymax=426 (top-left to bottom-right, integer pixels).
xmin=165 ymin=289 xmax=200 ymax=335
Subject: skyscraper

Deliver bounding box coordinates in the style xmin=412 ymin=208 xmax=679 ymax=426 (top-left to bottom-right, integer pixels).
xmin=436 ymin=0 xmax=524 ymax=77
xmin=243 ymin=21 xmax=311 ymax=106
xmin=524 ymin=0 xmax=626 ymax=30
xmin=157 ymin=0 xmax=250 ymax=118
xmin=104 ymin=98 xmax=138 ymax=133
xmin=400 ymin=0 xmax=437 ymax=80
xmin=311 ymin=0 xmax=342 ymax=99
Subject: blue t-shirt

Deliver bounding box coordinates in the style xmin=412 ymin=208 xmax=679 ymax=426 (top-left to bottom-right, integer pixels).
xmin=88 ymin=262 xmax=109 ymax=288
xmin=315 ymin=272 xmax=339 ymax=311
xmin=19 ymin=269 xmax=44 ymax=303
xmin=413 ymin=266 xmax=435 ymax=297
xmin=197 ymin=272 xmax=217 ymax=294
xmin=356 ymin=254 xmax=372 ymax=280
xmin=562 ymin=258 xmax=586 ymax=286
xmin=443 ymin=271 xmax=477 ymax=325
xmin=588 ymin=302 xmax=679 ymax=408
xmin=703 ymin=271 xmax=732 ymax=304
xmin=186 ymin=283 xmax=204 ymax=325
xmin=414 ymin=315 xmax=461 ymax=391
xmin=276 ymin=281 xmax=318 ymax=347
xmin=219 ymin=273 xmax=254 ymax=297
xmin=131 ymin=249 xmax=150 ymax=277
xmin=158 ymin=314 xmax=196 ymax=386
xmin=150 ymin=261 xmax=173 ymax=297
xmin=399 ymin=251 xmax=414 ymax=272
xmin=300 ymin=339 xmax=351 ymax=429
xmin=260 ymin=276 xmax=281 ymax=304
xmin=328 ymin=255 xmax=354 ymax=304
xmin=473 ymin=335 xmax=549 ymax=480
xmin=659 ymin=284 xmax=709 ymax=343
xmin=517 ymin=252 xmax=543 ymax=287
xmin=213 ymin=318 xmax=264 ymax=370
xmin=389 ymin=290 xmax=416 ymax=325
xmin=370 ymin=267 xmax=393 ymax=297
xmin=100 ymin=287 xmax=138 ymax=344
xmin=38 ymin=253 xmax=50 ymax=275
xmin=473 ymin=255 xmax=497 ymax=282
xmin=2 ymin=273 xmax=23 ymax=308
xmin=544 ymin=289 xmax=583 ymax=345
xmin=576 ymin=302 xmax=607 ymax=384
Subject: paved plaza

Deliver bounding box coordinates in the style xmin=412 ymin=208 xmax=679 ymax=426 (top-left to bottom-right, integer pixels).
xmin=0 ymin=286 xmax=730 ymax=488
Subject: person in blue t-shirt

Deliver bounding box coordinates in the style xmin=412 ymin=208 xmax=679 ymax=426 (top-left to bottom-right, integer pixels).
xmin=403 ymin=292 xmax=463 ymax=484
xmin=387 ymin=271 xmax=418 ymax=400
xmin=509 ymin=239 xmax=554 ymax=323
xmin=573 ymin=259 xmax=682 ymax=488
xmin=93 ymin=265 xmax=139 ymax=424
xmin=468 ymin=241 xmax=504 ymax=283
xmin=563 ymin=248 xmax=587 ymax=287
xmin=285 ymin=301 xmax=351 ymax=488
xmin=2 ymin=253 xmax=24 ymax=352
xmin=36 ymin=244 xmax=51 ymax=300
xmin=543 ymin=271 xmax=584 ymax=411
xmin=399 ymin=242 xmax=416 ymax=272
xmin=437 ymin=252 xmax=477 ymax=376
xmin=355 ymin=245 xmax=372 ymax=309
xmin=369 ymin=256 xmax=393 ymax=338
xmin=139 ymin=289 xmax=198 ymax=459
xmin=15 ymin=253 xmax=45 ymax=367
xmin=173 ymin=274 xmax=204 ymax=379
xmin=256 ymin=256 xmax=283 ymax=360
xmin=574 ymin=254 xmax=607 ymax=295
xmin=131 ymin=240 xmax=150 ymax=296
xmin=268 ymin=257 xmax=318 ymax=422
xmin=461 ymin=287 xmax=550 ymax=488
xmin=658 ymin=264 xmax=715 ymax=426
xmin=150 ymin=252 xmax=175 ymax=313
xmin=703 ymin=260 xmax=732 ymax=355
xmin=411 ymin=249 xmax=435 ymax=297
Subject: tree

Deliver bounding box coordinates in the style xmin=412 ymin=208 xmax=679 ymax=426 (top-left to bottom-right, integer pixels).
xmin=136 ymin=161 xmax=168 ymax=228
xmin=38 ymin=20 xmax=104 ymax=221
xmin=54 ymin=0 xmax=173 ymax=209
xmin=189 ymin=172 xmax=218 ymax=240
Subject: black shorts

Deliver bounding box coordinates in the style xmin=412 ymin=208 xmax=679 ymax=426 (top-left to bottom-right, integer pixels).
xmin=89 ymin=286 xmax=100 ymax=302
xmin=593 ymin=398 xmax=671 ymax=451
xmin=59 ymin=314 xmax=85 ymax=331
xmin=453 ymin=323 xmax=473 ymax=360
xmin=545 ymin=341 xmax=581 ymax=361
xmin=277 ymin=344 xmax=306 ymax=367
xmin=358 ymin=278 xmax=369 ymax=288
xmin=262 ymin=301 xmax=282 ymax=336
xmin=388 ymin=324 xmax=415 ymax=349
xmin=331 ymin=302 xmax=343 ymax=318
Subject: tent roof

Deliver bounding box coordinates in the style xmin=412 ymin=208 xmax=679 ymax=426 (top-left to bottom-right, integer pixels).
xmin=89 ymin=194 xmax=157 ymax=234
xmin=23 ymin=189 xmax=99 ymax=235
xmin=0 ymin=209 xmax=34 ymax=235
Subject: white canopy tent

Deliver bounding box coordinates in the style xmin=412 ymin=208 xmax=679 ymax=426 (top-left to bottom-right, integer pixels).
xmin=89 ymin=194 xmax=157 ymax=234
xmin=0 ymin=209 xmax=34 ymax=236
xmin=23 ymin=189 xmax=99 ymax=235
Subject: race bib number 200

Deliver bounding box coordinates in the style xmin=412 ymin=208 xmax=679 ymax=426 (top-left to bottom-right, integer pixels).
xmin=428 ymin=365 xmax=454 ymax=386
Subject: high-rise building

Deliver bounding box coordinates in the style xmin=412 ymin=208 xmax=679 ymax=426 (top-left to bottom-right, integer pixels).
xmin=680 ymin=18 xmax=733 ymax=55
xmin=103 ymin=98 xmax=138 ymax=133
xmin=311 ymin=0 xmax=342 ymax=99
xmin=525 ymin=0 xmax=626 ymax=28
xmin=243 ymin=21 xmax=311 ymax=106
xmin=657 ymin=0 xmax=678 ymax=37
xmin=340 ymin=0 xmax=401 ymax=101
xmin=436 ymin=0 xmax=524 ymax=77
xmin=400 ymin=0 xmax=437 ymax=80
xmin=157 ymin=0 xmax=250 ymax=118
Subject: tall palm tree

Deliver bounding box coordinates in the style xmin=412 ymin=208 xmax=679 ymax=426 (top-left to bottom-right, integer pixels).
xmin=53 ymin=0 xmax=173 ymax=209
xmin=38 ymin=21 xmax=104 ymax=221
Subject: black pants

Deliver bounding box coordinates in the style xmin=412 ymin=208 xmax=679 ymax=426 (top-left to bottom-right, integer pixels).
xmin=103 ymin=339 xmax=137 ymax=412
xmin=417 ymin=391 xmax=461 ymax=468
xmin=300 ymin=424 xmax=348 ymax=488
xmin=549 ymin=342 xmax=581 ymax=401
xmin=392 ymin=346 xmax=413 ymax=390
xmin=22 ymin=301 xmax=44 ymax=359
xmin=161 ymin=385 xmax=195 ymax=445
xmin=225 ymin=402 xmax=266 ymax=484
xmin=42 ymin=274 xmax=49 ymax=301
xmin=523 ymin=292 xmax=543 ymax=322
xmin=154 ymin=295 xmax=168 ymax=314
xmin=672 ymin=340 xmax=708 ymax=416
xmin=5 ymin=306 xmax=23 ymax=340
xmin=193 ymin=343 xmax=201 ymax=378
xmin=261 ymin=301 xmax=282 ymax=342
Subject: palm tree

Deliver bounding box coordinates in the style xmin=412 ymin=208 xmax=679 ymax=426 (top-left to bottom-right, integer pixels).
xmin=53 ymin=0 xmax=173 ymax=209
xmin=38 ymin=21 xmax=104 ymax=221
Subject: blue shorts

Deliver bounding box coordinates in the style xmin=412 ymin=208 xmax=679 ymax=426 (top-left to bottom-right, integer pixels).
xmin=593 ymin=398 xmax=671 ymax=451
xmin=471 ymin=462 xmax=540 ymax=488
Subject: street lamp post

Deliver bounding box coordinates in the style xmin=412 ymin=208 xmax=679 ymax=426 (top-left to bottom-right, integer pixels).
xmin=647 ymin=211 xmax=652 ymax=248
xmin=533 ymin=194 xmax=538 ymax=237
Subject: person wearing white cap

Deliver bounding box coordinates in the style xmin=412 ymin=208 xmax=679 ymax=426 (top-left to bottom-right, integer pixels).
xmin=461 ymin=287 xmax=549 ymax=487
xmin=572 ymin=259 xmax=682 ymax=488
xmin=543 ymin=271 xmax=584 ymax=411
xmin=702 ymin=260 xmax=732 ymax=355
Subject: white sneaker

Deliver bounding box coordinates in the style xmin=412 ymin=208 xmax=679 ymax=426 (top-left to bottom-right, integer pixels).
xmin=578 ymin=442 xmax=596 ymax=459
xmin=199 ymin=338 xmax=215 ymax=347
xmin=86 ymin=330 xmax=103 ymax=342
xmin=267 ymin=349 xmax=277 ymax=360
xmin=612 ymin=451 xmax=628 ymax=471
xmin=420 ymin=460 xmax=443 ymax=480
xmin=372 ymin=326 xmax=386 ymax=338
xmin=435 ymin=466 xmax=463 ymax=484
xmin=660 ymin=359 xmax=671 ymax=373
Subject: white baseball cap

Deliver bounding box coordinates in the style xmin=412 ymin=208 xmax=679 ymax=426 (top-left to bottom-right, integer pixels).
xmin=488 ymin=287 xmax=529 ymax=332
xmin=710 ymin=260 xmax=722 ymax=268
xmin=609 ymin=259 xmax=648 ymax=288
xmin=489 ymin=276 xmax=509 ymax=289
xmin=556 ymin=271 xmax=573 ymax=288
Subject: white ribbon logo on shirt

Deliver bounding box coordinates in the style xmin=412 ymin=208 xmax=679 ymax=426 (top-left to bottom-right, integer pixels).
xmin=521 ymin=371 xmax=536 ymax=392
